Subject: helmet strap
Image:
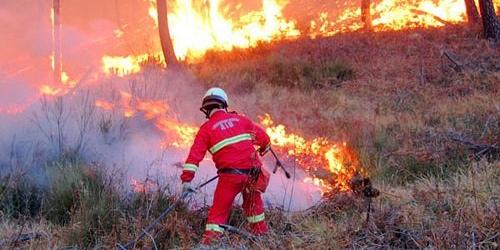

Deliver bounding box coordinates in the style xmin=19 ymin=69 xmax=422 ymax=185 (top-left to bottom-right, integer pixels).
xmin=200 ymin=107 xmax=228 ymax=119
xmin=200 ymin=107 xmax=211 ymax=119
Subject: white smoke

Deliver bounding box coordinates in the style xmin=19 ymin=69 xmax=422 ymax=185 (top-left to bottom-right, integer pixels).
xmin=0 ymin=0 xmax=326 ymax=211
xmin=0 ymin=67 xmax=322 ymax=211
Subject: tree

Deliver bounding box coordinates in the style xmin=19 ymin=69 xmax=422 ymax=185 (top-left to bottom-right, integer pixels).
xmin=361 ymin=0 xmax=372 ymax=31
xmin=478 ymin=0 xmax=500 ymax=41
xmin=464 ymin=0 xmax=480 ymax=25
xmin=156 ymin=0 xmax=179 ymax=68
xmin=53 ymin=0 xmax=62 ymax=83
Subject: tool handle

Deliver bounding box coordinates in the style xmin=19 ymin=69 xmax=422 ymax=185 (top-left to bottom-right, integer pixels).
xmin=117 ymin=175 xmax=219 ymax=249
xmin=197 ymin=175 xmax=219 ymax=189
xmin=269 ymin=148 xmax=291 ymax=179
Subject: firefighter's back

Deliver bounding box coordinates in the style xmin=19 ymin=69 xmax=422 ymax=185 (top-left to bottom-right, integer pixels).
xmin=204 ymin=111 xmax=260 ymax=170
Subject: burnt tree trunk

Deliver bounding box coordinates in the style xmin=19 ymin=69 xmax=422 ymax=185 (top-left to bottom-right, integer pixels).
xmin=464 ymin=0 xmax=481 ymax=25
xmin=361 ymin=0 xmax=372 ymax=31
xmin=478 ymin=0 xmax=500 ymax=41
xmin=52 ymin=0 xmax=62 ymax=83
xmin=156 ymin=0 xmax=179 ymax=67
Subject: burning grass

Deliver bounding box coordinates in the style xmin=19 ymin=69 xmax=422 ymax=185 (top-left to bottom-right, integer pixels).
xmin=0 ymin=26 xmax=498 ymax=248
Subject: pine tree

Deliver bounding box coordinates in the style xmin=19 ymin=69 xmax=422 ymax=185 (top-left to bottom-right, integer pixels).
xmin=478 ymin=0 xmax=500 ymax=41
xmin=156 ymin=0 xmax=179 ymax=67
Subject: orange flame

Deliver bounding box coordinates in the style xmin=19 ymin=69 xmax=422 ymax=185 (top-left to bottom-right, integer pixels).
xmin=157 ymin=0 xmax=299 ymax=60
xmin=39 ymin=71 xmax=77 ymax=96
xmin=101 ymin=0 xmax=487 ymax=77
xmin=101 ymin=54 xmax=154 ymax=77
xmin=102 ymin=0 xmax=300 ymax=76
xmin=131 ymin=178 xmax=158 ymax=193
xmin=94 ymin=93 xmax=360 ymax=194
xmin=310 ymin=0 xmax=479 ymax=37
xmin=260 ymin=114 xmax=359 ymax=192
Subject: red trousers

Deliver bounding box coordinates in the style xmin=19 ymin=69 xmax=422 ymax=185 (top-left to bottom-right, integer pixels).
xmin=203 ymin=173 xmax=268 ymax=244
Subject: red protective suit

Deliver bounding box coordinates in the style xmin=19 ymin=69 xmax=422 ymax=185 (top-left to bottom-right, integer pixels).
xmin=180 ymin=110 xmax=270 ymax=244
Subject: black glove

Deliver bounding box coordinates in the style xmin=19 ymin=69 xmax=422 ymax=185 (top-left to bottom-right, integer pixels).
xmin=182 ymin=182 xmax=195 ymax=193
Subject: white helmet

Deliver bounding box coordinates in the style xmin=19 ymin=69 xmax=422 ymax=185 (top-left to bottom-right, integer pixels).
xmin=201 ymin=87 xmax=228 ymax=110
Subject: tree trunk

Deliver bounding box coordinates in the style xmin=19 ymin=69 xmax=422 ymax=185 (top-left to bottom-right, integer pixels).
xmin=361 ymin=0 xmax=372 ymax=31
xmin=52 ymin=0 xmax=62 ymax=84
xmin=478 ymin=0 xmax=500 ymax=41
xmin=156 ymin=0 xmax=179 ymax=68
xmin=464 ymin=0 xmax=480 ymax=25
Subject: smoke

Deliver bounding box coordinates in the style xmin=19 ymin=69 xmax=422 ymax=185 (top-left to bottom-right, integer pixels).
xmin=0 ymin=66 xmax=323 ymax=211
xmin=0 ymin=0 xmax=337 ymax=211
xmin=0 ymin=0 xmax=348 ymax=92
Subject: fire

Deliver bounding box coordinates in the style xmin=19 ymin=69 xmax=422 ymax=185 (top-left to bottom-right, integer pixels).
xmin=39 ymin=71 xmax=77 ymax=96
xmin=304 ymin=177 xmax=332 ymax=194
xmin=95 ymin=91 xmax=199 ymax=148
xmin=102 ymin=54 xmax=154 ymax=77
xmin=165 ymin=0 xmax=299 ymax=60
xmin=137 ymin=100 xmax=170 ymax=120
xmin=105 ymin=0 xmax=301 ymax=76
xmin=260 ymin=114 xmax=359 ymax=192
xmin=155 ymin=119 xmax=199 ymax=149
xmin=94 ymin=90 xmax=360 ymax=193
xmin=95 ymin=100 xmax=114 ymax=110
xmin=95 ymin=90 xmax=359 ymax=193
xmin=61 ymin=71 xmax=77 ymax=88
xmin=101 ymin=0 xmax=485 ymax=77
xmin=372 ymin=0 xmax=467 ymax=29
xmin=311 ymin=0 xmax=476 ymax=36
xmin=131 ymin=178 xmax=158 ymax=193
xmin=101 ymin=0 xmax=300 ymax=71
xmin=92 ymin=0 xmax=486 ymax=194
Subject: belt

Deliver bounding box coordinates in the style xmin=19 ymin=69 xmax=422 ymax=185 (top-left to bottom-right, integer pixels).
xmin=217 ymin=167 xmax=256 ymax=175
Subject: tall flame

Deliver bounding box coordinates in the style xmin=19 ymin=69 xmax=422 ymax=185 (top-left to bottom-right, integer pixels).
xmin=102 ymin=0 xmax=300 ymax=76
xmin=159 ymin=0 xmax=299 ymax=60
xmin=101 ymin=0 xmax=490 ymax=77
xmin=310 ymin=0 xmax=481 ymax=36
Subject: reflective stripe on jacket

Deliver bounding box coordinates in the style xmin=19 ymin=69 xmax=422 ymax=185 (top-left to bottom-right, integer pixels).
xmin=180 ymin=110 xmax=270 ymax=183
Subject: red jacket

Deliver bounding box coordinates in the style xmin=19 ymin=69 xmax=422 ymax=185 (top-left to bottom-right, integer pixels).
xmin=181 ymin=110 xmax=270 ymax=183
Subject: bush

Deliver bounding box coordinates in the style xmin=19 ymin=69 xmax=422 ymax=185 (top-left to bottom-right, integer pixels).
xmin=46 ymin=163 xmax=121 ymax=246
xmin=0 ymin=175 xmax=43 ymax=219
xmin=265 ymin=54 xmax=355 ymax=89
xmin=191 ymin=52 xmax=355 ymax=91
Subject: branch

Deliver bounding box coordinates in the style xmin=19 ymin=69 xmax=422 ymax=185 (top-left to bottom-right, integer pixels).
xmin=0 ymin=233 xmax=44 ymax=247
xmin=447 ymin=131 xmax=499 ymax=160
xmin=410 ymin=9 xmax=455 ymax=26
xmin=440 ymin=50 xmax=463 ymax=72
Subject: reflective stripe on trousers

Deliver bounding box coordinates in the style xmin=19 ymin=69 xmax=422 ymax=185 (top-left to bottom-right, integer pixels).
xmin=247 ymin=213 xmax=265 ymax=223
xmin=205 ymin=224 xmax=224 ymax=233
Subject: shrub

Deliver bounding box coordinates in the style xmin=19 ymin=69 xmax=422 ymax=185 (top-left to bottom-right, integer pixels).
xmin=265 ymin=54 xmax=355 ymax=89
xmin=42 ymin=161 xmax=121 ymax=247
xmin=0 ymin=176 xmax=43 ymax=219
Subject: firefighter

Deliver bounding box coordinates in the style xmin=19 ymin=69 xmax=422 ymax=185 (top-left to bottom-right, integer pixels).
xmin=181 ymin=87 xmax=271 ymax=245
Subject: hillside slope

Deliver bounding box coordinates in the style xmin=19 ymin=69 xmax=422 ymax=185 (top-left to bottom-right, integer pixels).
xmin=1 ymin=25 xmax=498 ymax=249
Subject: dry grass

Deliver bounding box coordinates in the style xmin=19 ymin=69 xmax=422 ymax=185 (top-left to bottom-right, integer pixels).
xmin=191 ymin=25 xmax=498 ymax=184
xmin=0 ymin=25 xmax=498 ymax=248
xmin=3 ymin=161 xmax=495 ymax=248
